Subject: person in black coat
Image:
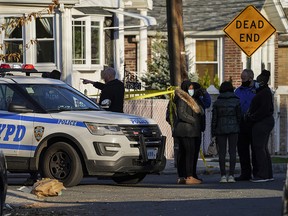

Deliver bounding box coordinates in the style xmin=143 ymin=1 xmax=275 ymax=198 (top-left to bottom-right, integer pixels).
xmin=212 ymin=81 xmax=241 ymax=183
xmin=246 ymin=69 xmax=275 ymax=182
xmin=82 ymin=67 xmax=125 ymax=113
xmin=173 ymin=80 xmax=204 ymax=185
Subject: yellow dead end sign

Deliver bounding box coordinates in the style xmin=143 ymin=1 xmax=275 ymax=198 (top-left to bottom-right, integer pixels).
xmin=223 ymin=5 xmax=276 ymax=57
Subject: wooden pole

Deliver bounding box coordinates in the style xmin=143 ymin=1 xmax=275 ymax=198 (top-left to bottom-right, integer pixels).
xmin=166 ymin=0 xmax=187 ymax=86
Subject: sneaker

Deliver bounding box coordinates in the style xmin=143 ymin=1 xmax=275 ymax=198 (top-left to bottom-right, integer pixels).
xmin=185 ymin=177 xmax=202 ymax=184
xmin=227 ymin=175 xmax=236 ymax=183
xmin=250 ymin=177 xmax=271 ymax=183
xmin=219 ymin=175 xmax=227 ymax=183
xmin=177 ymin=178 xmax=186 ymax=184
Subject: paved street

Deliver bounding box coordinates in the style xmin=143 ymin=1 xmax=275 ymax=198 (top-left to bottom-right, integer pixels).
xmin=3 ymin=159 xmax=287 ymax=216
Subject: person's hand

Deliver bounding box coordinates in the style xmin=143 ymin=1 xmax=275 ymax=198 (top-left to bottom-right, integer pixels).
xmin=81 ymin=79 xmax=93 ymax=85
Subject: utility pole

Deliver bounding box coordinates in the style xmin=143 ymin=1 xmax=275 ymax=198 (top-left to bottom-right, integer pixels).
xmin=166 ymin=0 xmax=187 ymax=87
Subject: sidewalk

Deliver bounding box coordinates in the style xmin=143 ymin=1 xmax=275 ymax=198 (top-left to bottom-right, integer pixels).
xmin=161 ymin=157 xmax=287 ymax=175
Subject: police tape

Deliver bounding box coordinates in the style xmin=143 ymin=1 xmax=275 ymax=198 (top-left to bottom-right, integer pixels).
xmin=125 ymin=89 xmax=175 ymax=100
xmin=89 ymin=86 xmax=210 ymax=169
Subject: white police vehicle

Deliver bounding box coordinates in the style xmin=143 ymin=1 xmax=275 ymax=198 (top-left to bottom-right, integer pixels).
xmin=0 ymin=64 xmax=166 ymax=187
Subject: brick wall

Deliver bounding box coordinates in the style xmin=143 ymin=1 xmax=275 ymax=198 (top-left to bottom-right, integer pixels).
xmin=278 ymin=47 xmax=288 ymax=86
xmin=124 ymin=36 xmax=137 ymax=73
xmin=223 ymin=36 xmax=243 ymax=87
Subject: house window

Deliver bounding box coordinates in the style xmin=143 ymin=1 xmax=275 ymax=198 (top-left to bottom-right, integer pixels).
xmin=4 ymin=17 xmax=24 ymax=63
xmin=91 ymin=21 xmax=100 ymax=64
xmin=195 ymin=40 xmax=218 ymax=82
xmin=36 ymin=17 xmax=55 ymax=63
xmin=72 ymin=20 xmax=86 ymax=64
xmin=72 ymin=17 xmax=102 ymax=67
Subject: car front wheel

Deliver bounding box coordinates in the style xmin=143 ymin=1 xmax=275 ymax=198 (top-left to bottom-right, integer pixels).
xmin=41 ymin=142 xmax=83 ymax=187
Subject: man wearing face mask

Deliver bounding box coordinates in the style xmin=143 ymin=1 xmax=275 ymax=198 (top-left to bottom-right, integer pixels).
xmin=82 ymin=67 xmax=125 ymax=113
xmin=234 ymin=69 xmax=256 ymax=181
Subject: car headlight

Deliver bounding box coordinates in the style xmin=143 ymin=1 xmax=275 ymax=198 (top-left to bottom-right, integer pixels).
xmin=85 ymin=122 xmax=123 ymax=135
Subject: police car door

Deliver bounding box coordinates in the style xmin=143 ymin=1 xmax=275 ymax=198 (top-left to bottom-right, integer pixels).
xmin=0 ymin=82 xmax=35 ymax=157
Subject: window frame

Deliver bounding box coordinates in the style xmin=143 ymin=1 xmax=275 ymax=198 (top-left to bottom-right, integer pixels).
xmin=189 ymin=38 xmax=222 ymax=83
xmin=0 ymin=16 xmax=25 ymax=64
xmin=34 ymin=16 xmax=56 ymax=64
xmin=0 ymin=14 xmax=58 ymax=67
xmin=72 ymin=16 xmax=104 ymax=70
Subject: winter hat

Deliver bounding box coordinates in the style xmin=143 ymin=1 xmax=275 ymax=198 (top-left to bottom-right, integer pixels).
xmin=191 ymin=82 xmax=201 ymax=90
xmin=257 ymin=69 xmax=270 ymax=86
xmin=219 ymin=81 xmax=234 ymax=93
xmin=180 ymin=80 xmax=192 ymax=92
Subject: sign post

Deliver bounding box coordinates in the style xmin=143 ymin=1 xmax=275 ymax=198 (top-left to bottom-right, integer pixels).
xmin=223 ymin=5 xmax=276 ymax=57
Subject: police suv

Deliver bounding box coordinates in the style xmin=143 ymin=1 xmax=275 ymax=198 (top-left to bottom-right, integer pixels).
xmin=0 ymin=64 xmax=166 ymax=187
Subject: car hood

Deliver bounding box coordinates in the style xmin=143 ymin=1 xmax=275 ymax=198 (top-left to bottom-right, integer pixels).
xmin=50 ymin=111 xmax=155 ymax=125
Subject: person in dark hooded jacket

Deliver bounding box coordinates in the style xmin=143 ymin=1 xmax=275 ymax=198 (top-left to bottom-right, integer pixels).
xmin=173 ymin=80 xmax=204 ymax=185
xmin=212 ymin=81 xmax=241 ymax=183
xmin=247 ymin=69 xmax=275 ymax=183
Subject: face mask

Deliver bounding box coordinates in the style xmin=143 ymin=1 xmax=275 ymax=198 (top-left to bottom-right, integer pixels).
xmin=255 ymin=82 xmax=260 ymax=89
xmin=188 ymin=89 xmax=194 ymax=96
xmin=241 ymin=80 xmax=251 ymax=87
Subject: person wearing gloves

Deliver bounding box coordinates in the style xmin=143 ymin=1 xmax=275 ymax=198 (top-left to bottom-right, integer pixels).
xmin=173 ymin=80 xmax=205 ymax=185
xmin=246 ymin=69 xmax=275 ymax=183
xmin=82 ymin=67 xmax=124 ymax=113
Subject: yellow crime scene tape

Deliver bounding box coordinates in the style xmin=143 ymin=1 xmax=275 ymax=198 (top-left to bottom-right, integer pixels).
xmin=89 ymin=86 xmax=211 ymax=172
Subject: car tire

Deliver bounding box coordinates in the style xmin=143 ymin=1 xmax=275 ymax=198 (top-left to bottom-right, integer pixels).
xmin=112 ymin=173 xmax=146 ymax=184
xmin=41 ymin=142 xmax=83 ymax=187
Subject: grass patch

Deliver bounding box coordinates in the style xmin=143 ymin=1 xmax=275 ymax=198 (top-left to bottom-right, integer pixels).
xmin=209 ymin=156 xmax=288 ymax=163
xmin=271 ymin=157 xmax=288 ymax=163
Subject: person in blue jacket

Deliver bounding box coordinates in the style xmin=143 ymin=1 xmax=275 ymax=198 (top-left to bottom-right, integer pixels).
xmin=234 ymin=68 xmax=256 ymax=181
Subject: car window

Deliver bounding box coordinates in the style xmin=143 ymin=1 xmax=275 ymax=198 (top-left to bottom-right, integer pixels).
xmin=19 ymin=84 xmax=100 ymax=112
xmin=0 ymin=84 xmax=35 ymax=111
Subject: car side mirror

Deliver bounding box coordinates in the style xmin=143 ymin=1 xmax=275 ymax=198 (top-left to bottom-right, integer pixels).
xmin=8 ymin=103 xmax=34 ymax=113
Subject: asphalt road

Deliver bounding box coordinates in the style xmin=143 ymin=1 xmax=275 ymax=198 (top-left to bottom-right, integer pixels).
xmin=4 ymin=171 xmax=285 ymax=216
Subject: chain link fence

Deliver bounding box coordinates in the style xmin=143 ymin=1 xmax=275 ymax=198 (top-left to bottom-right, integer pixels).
xmin=124 ymin=99 xmax=215 ymax=159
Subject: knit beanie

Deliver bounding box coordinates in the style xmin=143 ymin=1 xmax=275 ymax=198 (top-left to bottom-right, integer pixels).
xmin=256 ymin=69 xmax=270 ymax=86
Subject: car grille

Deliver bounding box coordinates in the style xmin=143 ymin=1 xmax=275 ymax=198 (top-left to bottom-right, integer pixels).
xmin=119 ymin=124 xmax=162 ymax=143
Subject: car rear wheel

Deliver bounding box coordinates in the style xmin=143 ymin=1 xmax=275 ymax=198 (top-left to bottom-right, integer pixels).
xmin=112 ymin=173 xmax=146 ymax=184
xmin=41 ymin=142 xmax=83 ymax=187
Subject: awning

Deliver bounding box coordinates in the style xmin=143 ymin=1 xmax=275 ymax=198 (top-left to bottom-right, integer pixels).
xmin=104 ymin=8 xmax=157 ymax=27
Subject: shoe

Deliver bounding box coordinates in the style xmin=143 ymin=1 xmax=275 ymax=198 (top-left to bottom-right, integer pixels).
xmin=219 ymin=175 xmax=227 ymax=183
xmin=227 ymin=175 xmax=236 ymax=183
xmin=250 ymin=177 xmax=272 ymax=183
xmin=193 ymin=175 xmax=203 ymax=182
xmin=235 ymin=175 xmax=251 ymax=181
xmin=177 ymin=178 xmax=186 ymax=184
xmin=185 ymin=177 xmax=202 ymax=184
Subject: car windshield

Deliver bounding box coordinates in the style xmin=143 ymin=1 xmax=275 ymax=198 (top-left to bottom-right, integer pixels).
xmin=18 ymin=84 xmax=101 ymax=112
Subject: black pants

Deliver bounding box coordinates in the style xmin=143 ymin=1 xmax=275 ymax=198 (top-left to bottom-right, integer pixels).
xmin=252 ymin=116 xmax=274 ymax=179
xmin=237 ymin=120 xmax=255 ymax=178
xmin=217 ymin=133 xmax=238 ymax=176
xmin=177 ymin=137 xmax=200 ymax=178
